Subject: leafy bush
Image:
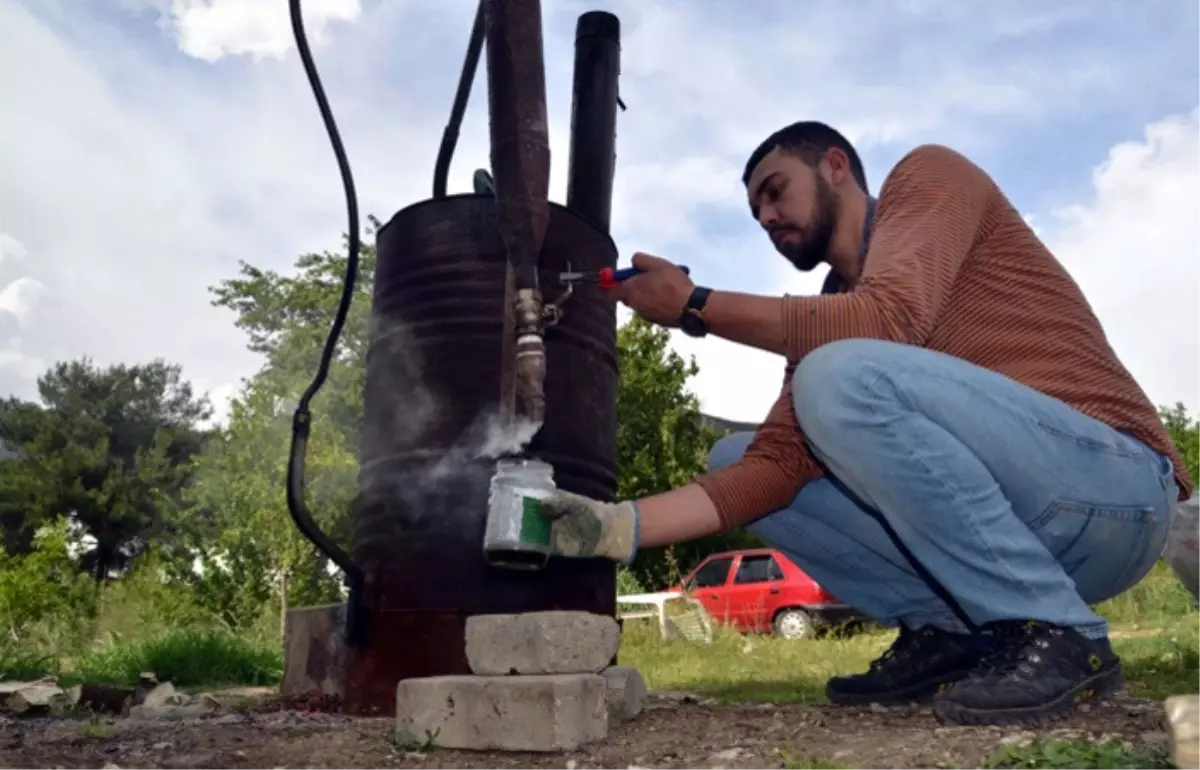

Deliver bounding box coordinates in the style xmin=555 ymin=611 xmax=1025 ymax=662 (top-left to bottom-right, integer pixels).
xmin=617 ymin=567 xmax=646 ymax=595
xmin=0 ymin=519 xmax=95 ymax=643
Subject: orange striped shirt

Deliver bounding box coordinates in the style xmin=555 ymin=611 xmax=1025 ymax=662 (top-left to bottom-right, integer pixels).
xmin=695 ymin=144 xmax=1193 ymax=531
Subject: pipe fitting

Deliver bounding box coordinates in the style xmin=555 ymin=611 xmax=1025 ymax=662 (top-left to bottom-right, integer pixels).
xmin=513 ymin=288 xmax=547 ymax=425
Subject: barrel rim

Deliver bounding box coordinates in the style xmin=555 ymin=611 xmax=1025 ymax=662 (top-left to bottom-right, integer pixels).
xmin=376 ymin=194 xmax=618 ymax=254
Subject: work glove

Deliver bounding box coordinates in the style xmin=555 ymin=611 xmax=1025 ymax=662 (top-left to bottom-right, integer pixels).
xmin=536 ymin=490 xmax=639 ymax=565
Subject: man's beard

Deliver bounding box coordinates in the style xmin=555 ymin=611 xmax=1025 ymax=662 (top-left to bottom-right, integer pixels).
xmin=775 ymin=176 xmax=840 ymax=272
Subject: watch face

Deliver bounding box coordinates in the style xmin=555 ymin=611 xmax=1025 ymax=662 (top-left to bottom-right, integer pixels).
xmin=680 ymin=311 xmax=707 ymax=337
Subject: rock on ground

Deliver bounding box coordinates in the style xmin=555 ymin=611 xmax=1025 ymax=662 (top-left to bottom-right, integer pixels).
xmin=602 ymin=666 xmax=646 ymax=724
xmin=1165 ymin=694 xmax=1199 ymax=769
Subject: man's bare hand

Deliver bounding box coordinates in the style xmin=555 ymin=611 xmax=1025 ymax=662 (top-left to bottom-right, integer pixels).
xmin=608 ymin=252 xmax=695 ymax=327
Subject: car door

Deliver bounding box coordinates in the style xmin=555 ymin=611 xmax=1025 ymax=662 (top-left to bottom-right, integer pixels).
xmin=685 ymin=556 xmax=735 ymax=624
xmin=727 ymin=553 xmax=786 ymax=632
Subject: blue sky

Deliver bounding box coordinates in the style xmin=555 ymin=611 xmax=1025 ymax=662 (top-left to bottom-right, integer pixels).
xmin=0 ymin=0 xmax=1196 ymax=423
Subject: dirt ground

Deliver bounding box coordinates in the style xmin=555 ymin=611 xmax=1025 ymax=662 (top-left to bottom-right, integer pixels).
xmin=0 ymin=690 xmax=1170 ymax=769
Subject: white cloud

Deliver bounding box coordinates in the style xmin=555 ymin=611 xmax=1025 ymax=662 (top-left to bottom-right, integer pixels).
xmin=199 ymin=381 xmax=239 ymax=428
xmin=0 ymin=231 xmax=45 ymax=394
xmin=0 ymin=277 xmax=46 ymax=326
xmin=1046 ymin=109 xmax=1200 ymax=413
xmin=157 ymin=0 xmax=362 ymax=62
xmin=0 ymin=231 xmax=27 ymax=267
xmin=0 ymin=0 xmax=1196 ymax=433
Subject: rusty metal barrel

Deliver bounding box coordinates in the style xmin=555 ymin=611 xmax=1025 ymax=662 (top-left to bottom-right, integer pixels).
xmin=343 ymin=194 xmax=618 ymax=715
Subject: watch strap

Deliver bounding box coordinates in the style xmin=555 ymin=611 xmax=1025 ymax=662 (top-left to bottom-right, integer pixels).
xmin=685 ymin=286 xmax=712 ymax=314
xmin=680 ymin=287 xmax=712 ymax=336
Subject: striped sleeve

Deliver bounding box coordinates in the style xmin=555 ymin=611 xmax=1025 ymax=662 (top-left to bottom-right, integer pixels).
xmin=780 ymin=144 xmax=995 ymax=359
xmin=692 ymin=363 xmax=825 ymax=530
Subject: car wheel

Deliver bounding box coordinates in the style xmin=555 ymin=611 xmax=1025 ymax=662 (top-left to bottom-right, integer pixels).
xmin=773 ymin=608 xmax=814 ymax=640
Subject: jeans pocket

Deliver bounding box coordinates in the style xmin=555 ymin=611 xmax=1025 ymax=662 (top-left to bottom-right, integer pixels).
xmin=1035 ymin=422 xmax=1138 ymax=458
xmin=1028 ymin=499 xmax=1162 ymax=604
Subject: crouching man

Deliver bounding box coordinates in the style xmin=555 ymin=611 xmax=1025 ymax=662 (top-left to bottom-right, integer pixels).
xmin=535 ymin=121 xmax=1191 ymax=726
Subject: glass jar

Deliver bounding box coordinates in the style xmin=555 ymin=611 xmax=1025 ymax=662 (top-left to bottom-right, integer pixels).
xmin=482 ymin=457 xmax=557 ymax=570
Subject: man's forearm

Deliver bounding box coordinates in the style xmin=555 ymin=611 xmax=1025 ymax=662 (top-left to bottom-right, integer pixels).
xmin=635 ymin=483 xmax=725 ymax=548
xmin=703 ymin=290 xmax=790 ymax=357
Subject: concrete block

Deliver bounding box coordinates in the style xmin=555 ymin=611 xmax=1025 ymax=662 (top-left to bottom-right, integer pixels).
xmin=395 ymin=674 xmax=607 ymax=752
xmin=281 ymin=603 xmax=346 ymax=698
xmin=465 ymin=611 xmax=619 ymax=675
xmin=1166 ymin=694 xmax=1199 ymax=770
xmin=602 ymin=666 xmax=645 ymax=724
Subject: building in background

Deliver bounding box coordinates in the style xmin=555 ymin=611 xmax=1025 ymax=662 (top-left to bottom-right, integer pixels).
xmin=699 ymin=413 xmax=757 ymax=436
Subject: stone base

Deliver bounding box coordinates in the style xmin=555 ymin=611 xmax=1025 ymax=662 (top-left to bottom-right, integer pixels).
xmin=281 ymin=604 xmax=346 ymax=698
xmin=395 ymin=674 xmax=607 ymax=752
xmin=465 ymin=611 xmax=620 ymax=675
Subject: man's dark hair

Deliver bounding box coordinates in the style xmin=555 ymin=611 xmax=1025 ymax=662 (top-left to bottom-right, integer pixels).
xmin=742 ymin=121 xmax=868 ymax=192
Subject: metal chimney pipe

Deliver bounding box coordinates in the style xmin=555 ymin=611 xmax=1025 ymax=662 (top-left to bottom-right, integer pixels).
xmin=565 ymin=11 xmax=621 ymax=234
xmin=483 ymin=0 xmax=551 ymax=426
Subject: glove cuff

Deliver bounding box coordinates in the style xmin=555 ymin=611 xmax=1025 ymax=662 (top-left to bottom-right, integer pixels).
xmin=603 ymin=500 xmax=640 ymax=565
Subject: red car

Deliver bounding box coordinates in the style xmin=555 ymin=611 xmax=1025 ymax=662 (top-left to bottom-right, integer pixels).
xmin=674 ymin=548 xmax=861 ymax=639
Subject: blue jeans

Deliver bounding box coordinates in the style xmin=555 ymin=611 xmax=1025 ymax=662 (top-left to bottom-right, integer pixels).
xmin=708 ymin=339 xmax=1178 ymax=639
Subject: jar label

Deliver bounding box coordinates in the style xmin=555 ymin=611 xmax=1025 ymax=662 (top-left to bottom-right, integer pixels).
xmin=518 ymin=496 xmax=552 ymax=547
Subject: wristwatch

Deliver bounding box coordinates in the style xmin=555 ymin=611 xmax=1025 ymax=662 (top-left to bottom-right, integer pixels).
xmin=679 ymin=287 xmax=712 ymax=338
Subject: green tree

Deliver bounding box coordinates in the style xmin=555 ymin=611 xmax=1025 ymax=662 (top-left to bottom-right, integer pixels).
xmin=0 ymin=360 xmax=210 ymax=578
xmin=615 ymin=317 xmax=761 ymax=589
xmin=616 ymin=317 xmax=713 ymax=499
xmin=1160 ymin=402 xmax=1199 ymax=485
xmin=0 ymin=399 xmax=48 ymax=554
xmin=182 ymin=385 xmax=351 ymax=635
xmin=178 ymin=229 xmax=379 ymax=630
xmin=209 ymin=229 xmax=375 ymax=442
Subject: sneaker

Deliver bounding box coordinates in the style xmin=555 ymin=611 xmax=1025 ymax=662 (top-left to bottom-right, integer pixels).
xmin=825 ymin=625 xmax=989 ymax=705
xmin=932 ymin=620 xmax=1123 ymax=726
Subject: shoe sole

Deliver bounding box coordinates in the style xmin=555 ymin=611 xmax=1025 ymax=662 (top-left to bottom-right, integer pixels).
xmin=932 ymin=665 xmax=1124 ymax=726
xmin=826 ymin=669 xmax=975 ymax=706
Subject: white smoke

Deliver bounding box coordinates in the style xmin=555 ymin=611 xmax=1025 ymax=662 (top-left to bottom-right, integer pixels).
xmin=356 ymin=314 xmax=546 ymax=515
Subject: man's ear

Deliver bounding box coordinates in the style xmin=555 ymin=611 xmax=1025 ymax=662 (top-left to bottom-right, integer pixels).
xmin=823 ymin=148 xmax=853 ymax=187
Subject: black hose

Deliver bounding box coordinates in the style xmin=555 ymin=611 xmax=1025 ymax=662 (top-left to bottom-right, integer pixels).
xmin=433 ymin=0 xmax=486 ymax=198
xmin=285 ymin=0 xmax=365 ymax=608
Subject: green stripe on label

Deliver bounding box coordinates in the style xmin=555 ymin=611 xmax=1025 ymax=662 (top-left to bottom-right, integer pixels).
xmin=518 ymin=496 xmax=552 ymax=547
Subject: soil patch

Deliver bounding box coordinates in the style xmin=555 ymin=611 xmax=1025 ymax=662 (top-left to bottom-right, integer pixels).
xmin=0 ymin=692 xmax=1169 ymax=769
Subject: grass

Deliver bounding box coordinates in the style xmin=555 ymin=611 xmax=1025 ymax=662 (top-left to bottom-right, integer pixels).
xmin=0 ymin=646 xmax=58 ymax=682
xmin=0 ymin=562 xmax=1192 ymax=710
xmin=621 ymin=611 xmax=1198 ymax=706
xmin=981 ymin=738 xmax=1171 ymax=769
xmin=0 ymin=563 xmax=1191 ymax=770
xmin=621 ymin=618 xmax=886 ymax=704
xmin=0 ymin=565 xmax=1190 ymax=703
xmin=67 ymin=628 xmax=282 ymax=688
xmin=782 ymin=758 xmax=859 ymax=767
xmin=1 ymin=627 xmax=282 ymax=689
xmin=622 ymin=561 xmax=1199 ymax=704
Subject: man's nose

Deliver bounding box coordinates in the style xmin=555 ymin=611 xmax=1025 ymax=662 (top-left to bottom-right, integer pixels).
xmin=758 ymin=207 xmax=777 ymax=230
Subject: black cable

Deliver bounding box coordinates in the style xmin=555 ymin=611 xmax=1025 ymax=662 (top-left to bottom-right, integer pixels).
xmin=433 ymin=0 xmax=486 ymax=198
xmin=285 ymin=0 xmax=364 ymax=600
